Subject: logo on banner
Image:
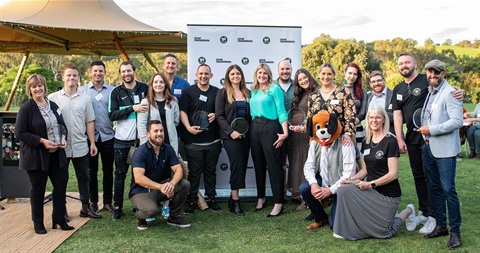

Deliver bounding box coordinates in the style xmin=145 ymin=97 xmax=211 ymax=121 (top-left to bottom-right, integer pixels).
xmin=216 ymin=58 xmax=232 ymax=63
xmin=263 ymin=37 xmax=271 ymax=44
xmin=198 ymin=57 xmax=206 ymax=64
xmin=241 ymin=57 xmax=250 ymax=65
xmin=238 ymin=38 xmax=253 ymax=43
xmin=285 ymin=57 xmax=292 ymax=63
xmin=194 ymin=37 xmax=210 ymax=42
xmin=220 ymin=163 xmax=228 ymax=171
xmin=220 ymin=36 xmax=228 ymax=44
xmin=220 ymin=78 xmax=225 ymax=86
xmin=259 ymin=59 xmax=274 ymax=64
xmin=280 ymin=38 xmax=296 ymax=43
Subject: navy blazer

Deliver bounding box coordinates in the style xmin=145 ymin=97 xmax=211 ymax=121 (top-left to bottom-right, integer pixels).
xmin=215 ymin=88 xmax=252 ymax=140
xmin=15 ymin=98 xmax=68 ymax=171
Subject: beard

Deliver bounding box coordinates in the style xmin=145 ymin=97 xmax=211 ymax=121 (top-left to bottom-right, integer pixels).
xmin=123 ymin=75 xmax=134 ymax=84
xmin=399 ymin=68 xmax=415 ymax=78
xmin=149 ymin=137 xmax=164 ymax=147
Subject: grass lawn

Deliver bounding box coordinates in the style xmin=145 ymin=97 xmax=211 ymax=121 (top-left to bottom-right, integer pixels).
xmin=51 ymin=143 xmax=480 ymax=253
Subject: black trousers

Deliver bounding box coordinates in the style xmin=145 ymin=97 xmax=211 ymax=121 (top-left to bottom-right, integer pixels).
xmin=68 ymin=154 xmax=90 ymax=204
xmin=113 ymin=147 xmax=130 ymax=209
xmin=250 ymin=117 xmax=284 ymax=204
xmin=88 ymin=137 xmax=114 ymax=204
xmin=223 ymin=137 xmax=250 ymax=190
xmin=27 ymin=150 xmax=68 ymax=223
xmin=184 ymin=141 xmax=221 ymax=203
xmin=407 ymin=143 xmax=434 ymax=217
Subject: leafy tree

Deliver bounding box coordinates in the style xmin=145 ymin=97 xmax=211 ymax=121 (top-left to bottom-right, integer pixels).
xmin=442 ymin=39 xmax=452 ymax=46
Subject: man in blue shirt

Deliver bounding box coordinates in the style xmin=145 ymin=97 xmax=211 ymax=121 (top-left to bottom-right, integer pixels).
xmin=79 ymin=61 xmax=115 ymax=213
xmin=130 ymin=120 xmax=191 ymax=230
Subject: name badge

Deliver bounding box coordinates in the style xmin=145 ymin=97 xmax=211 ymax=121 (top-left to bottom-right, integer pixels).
xmin=388 ymin=104 xmax=392 ymax=110
xmin=397 ymin=94 xmax=403 ymax=101
xmin=95 ymin=93 xmax=103 ymax=101
xmin=331 ymin=99 xmax=339 ymax=105
xmin=364 ymin=149 xmax=370 ymax=156
xmin=199 ymin=95 xmax=208 ymax=102
xmin=133 ymin=95 xmax=140 ymax=104
xmin=57 ymin=108 xmax=62 ymax=116
xmin=174 ymin=89 xmax=182 ymax=95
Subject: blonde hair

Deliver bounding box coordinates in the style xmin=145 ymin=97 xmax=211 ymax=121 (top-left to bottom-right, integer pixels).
xmin=250 ymin=63 xmax=273 ymax=91
xmin=365 ymin=105 xmax=390 ymax=144
xmin=25 ymin=74 xmax=47 ymax=98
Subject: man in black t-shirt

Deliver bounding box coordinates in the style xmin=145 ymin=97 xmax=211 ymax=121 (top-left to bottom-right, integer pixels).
xmin=180 ymin=64 xmax=222 ymax=215
xmin=392 ymin=53 xmax=463 ymax=235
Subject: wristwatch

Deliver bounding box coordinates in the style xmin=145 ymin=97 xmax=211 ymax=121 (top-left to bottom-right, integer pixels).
xmin=370 ymin=180 xmax=376 ymax=188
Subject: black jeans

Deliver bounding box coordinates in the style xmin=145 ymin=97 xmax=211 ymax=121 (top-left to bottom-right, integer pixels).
xmin=184 ymin=141 xmax=222 ymax=203
xmin=68 ymin=154 xmax=90 ymax=204
xmin=223 ymin=137 xmax=250 ymax=190
xmin=27 ymin=151 xmax=68 ymax=223
xmin=88 ymin=137 xmax=114 ymax=204
xmin=407 ymin=143 xmax=434 ymax=217
xmin=113 ymin=147 xmax=130 ymax=209
xmin=250 ymin=117 xmax=284 ymax=204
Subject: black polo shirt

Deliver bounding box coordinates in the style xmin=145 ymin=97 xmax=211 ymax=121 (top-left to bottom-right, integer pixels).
xmin=391 ymin=74 xmax=429 ymax=145
xmin=129 ymin=141 xmax=179 ymax=197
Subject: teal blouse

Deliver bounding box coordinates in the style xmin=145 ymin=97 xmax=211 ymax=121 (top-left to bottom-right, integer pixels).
xmin=250 ymin=84 xmax=287 ymax=124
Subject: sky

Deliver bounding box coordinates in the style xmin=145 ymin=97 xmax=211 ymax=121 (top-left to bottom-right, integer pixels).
xmin=112 ymin=0 xmax=480 ymax=46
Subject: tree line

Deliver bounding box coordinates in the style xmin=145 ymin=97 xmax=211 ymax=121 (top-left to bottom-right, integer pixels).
xmin=1 ymin=35 xmax=479 ymax=108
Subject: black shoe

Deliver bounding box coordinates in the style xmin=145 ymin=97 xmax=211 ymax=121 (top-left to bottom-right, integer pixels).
xmin=184 ymin=202 xmax=196 ymax=215
xmin=90 ymin=202 xmax=99 ymax=213
xmin=52 ymin=218 xmax=74 ymax=230
xmin=305 ymin=213 xmax=314 ymax=221
xmin=112 ymin=207 xmax=122 ymax=220
xmin=34 ymin=222 xmax=47 ymax=234
xmin=80 ymin=204 xmax=102 ymax=219
xmin=425 ymin=226 xmax=449 ymax=238
xmin=467 ymin=151 xmax=476 ymax=158
xmin=167 ymin=216 xmax=191 ymax=228
xmin=206 ymin=198 xmax=222 ymax=212
xmin=230 ymin=199 xmax=245 ymax=216
xmin=64 ymin=213 xmax=70 ymax=223
xmin=267 ymin=207 xmax=284 ymax=218
xmin=448 ymin=234 xmax=461 ymax=249
xmin=136 ymin=219 xmax=148 ymax=230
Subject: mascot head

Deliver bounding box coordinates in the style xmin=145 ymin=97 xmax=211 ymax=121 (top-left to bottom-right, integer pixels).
xmin=306 ymin=110 xmax=342 ymax=148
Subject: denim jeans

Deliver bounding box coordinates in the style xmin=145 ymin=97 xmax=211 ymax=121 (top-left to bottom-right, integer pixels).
xmin=300 ymin=174 xmax=337 ymax=230
xmin=422 ymin=144 xmax=462 ymax=235
xmin=466 ymin=125 xmax=480 ymax=153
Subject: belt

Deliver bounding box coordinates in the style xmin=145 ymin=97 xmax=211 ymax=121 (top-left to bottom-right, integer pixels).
xmin=253 ymin=117 xmax=276 ymax=124
xmin=425 ymin=140 xmax=429 ymax=145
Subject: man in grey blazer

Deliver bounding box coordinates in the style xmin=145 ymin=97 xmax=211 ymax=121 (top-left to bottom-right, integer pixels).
xmin=366 ymin=71 xmax=394 ymax=134
xmin=416 ymin=59 xmax=463 ymax=250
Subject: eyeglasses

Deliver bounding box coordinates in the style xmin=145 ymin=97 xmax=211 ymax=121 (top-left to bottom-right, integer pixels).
xmin=426 ymin=68 xmax=442 ymax=75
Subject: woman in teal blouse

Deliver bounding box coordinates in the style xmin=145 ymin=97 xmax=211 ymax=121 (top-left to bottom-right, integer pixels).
xmin=249 ymin=63 xmax=288 ymax=217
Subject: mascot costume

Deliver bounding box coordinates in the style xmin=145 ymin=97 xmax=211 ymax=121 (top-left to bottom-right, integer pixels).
xmin=300 ymin=110 xmax=356 ymax=230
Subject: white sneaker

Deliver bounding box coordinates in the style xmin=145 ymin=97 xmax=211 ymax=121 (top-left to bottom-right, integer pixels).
xmin=419 ymin=217 xmax=436 ymax=234
xmin=415 ymin=214 xmax=428 ymax=226
xmin=333 ymin=233 xmax=345 ymax=239
xmin=405 ymin=204 xmax=417 ymax=231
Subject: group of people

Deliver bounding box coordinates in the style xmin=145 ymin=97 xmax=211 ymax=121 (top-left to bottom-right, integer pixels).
xmin=15 ymin=52 xmax=465 ymax=249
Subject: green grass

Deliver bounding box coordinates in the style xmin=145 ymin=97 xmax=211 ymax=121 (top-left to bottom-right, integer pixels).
xmin=435 ymin=46 xmax=480 ymax=58
xmin=52 ymin=144 xmax=480 ymax=253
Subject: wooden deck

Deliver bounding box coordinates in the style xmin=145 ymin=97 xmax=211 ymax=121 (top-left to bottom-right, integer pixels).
xmin=0 ymin=193 xmax=93 ymax=253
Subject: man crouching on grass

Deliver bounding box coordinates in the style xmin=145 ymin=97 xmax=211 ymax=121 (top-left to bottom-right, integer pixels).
xmin=129 ymin=120 xmax=191 ymax=230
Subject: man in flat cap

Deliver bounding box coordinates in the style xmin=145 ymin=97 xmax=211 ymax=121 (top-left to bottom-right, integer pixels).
xmin=416 ymin=59 xmax=463 ymax=249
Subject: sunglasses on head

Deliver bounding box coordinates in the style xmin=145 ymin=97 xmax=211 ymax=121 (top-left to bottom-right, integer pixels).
xmin=427 ymin=68 xmax=442 ymax=75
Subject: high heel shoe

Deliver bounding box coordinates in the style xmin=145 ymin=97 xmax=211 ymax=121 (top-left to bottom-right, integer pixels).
xmin=230 ymin=199 xmax=245 ymax=216
xmin=267 ymin=207 xmax=284 ymax=218
xmin=255 ymin=198 xmax=266 ymax=211
xmin=34 ymin=222 xmax=47 ymax=234
xmin=52 ymin=219 xmax=74 ymax=230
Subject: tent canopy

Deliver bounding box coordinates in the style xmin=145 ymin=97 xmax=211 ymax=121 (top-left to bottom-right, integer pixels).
xmin=0 ymin=0 xmax=187 ymax=55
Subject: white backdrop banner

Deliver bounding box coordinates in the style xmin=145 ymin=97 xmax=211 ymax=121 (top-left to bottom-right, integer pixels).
xmin=187 ymin=24 xmax=301 ymax=197
xmin=187 ymin=24 xmax=302 ymax=88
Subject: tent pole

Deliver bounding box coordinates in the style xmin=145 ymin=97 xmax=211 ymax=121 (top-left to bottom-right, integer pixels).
xmin=4 ymin=52 xmax=30 ymax=111
xmin=142 ymin=51 xmax=160 ymax=73
xmin=112 ymin=32 xmax=141 ymax=82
